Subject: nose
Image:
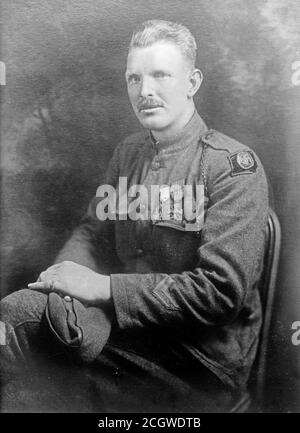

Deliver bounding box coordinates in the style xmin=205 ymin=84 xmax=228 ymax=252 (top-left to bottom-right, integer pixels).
xmin=139 ymin=76 xmax=154 ymax=98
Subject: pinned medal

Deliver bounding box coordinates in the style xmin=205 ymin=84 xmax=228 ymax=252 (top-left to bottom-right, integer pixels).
xmin=228 ymin=151 xmax=257 ymax=176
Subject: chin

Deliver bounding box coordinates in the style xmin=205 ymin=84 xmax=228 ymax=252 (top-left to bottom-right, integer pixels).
xmin=138 ymin=116 xmax=168 ymax=131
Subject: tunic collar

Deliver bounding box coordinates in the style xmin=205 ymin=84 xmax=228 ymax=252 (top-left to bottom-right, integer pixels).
xmin=146 ymin=110 xmax=208 ymax=154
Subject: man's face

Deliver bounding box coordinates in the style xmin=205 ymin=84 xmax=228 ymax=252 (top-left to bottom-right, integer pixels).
xmin=126 ymin=41 xmax=192 ymax=133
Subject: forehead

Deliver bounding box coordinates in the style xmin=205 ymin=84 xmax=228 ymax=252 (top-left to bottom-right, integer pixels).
xmin=126 ymin=41 xmax=186 ymax=72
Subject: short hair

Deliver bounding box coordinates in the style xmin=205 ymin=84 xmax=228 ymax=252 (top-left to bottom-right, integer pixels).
xmin=129 ymin=20 xmax=197 ymax=70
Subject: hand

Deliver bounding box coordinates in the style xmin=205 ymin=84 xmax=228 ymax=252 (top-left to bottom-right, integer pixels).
xmin=28 ymin=261 xmax=111 ymax=306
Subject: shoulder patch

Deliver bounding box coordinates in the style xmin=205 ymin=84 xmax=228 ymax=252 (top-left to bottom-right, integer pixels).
xmin=228 ymin=151 xmax=257 ymax=176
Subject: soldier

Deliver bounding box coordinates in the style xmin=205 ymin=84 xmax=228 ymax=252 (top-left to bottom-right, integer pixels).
xmin=0 ymin=20 xmax=268 ymax=412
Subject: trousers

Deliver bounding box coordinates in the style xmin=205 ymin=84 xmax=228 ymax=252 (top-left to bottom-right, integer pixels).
xmin=0 ymin=289 xmax=234 ymax=413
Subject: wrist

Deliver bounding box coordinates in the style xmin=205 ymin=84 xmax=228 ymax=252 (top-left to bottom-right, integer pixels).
xmin=93 ymin=274 xmax=111 ymax=306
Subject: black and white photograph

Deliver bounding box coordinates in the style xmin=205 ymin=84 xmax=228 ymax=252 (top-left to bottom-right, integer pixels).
xmin=0 ymin=0 xmax=299 ymax=417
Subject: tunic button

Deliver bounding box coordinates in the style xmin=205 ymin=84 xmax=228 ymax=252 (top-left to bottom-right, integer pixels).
xmin=136 ymin=248 xmax=144 ymax=257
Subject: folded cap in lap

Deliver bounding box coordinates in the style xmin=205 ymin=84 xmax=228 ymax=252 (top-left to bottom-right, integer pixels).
xmin=45 ymin=292 xmax=111 ymax=363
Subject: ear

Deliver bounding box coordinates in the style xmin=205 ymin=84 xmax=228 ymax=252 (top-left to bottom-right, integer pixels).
xmin=187 ymin=68 xmax=203 ymax=98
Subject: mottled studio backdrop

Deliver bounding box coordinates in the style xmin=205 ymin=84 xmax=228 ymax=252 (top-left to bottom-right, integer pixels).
xmin=1 ymin=0 xmax=299 ymax=412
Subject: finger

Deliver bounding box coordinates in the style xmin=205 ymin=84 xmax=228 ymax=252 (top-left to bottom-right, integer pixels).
xmin=39 ymin=271 xmax=59 ymax=284
xmin=29 ymin=279 xmax=55 ymax=290
xmin=28 ymin=279 xmax=64 ymax=294
xmin=28 ymin=281 xmax=50 ymax=290
xmin=51 ymin=280 xmax=63 ymax=291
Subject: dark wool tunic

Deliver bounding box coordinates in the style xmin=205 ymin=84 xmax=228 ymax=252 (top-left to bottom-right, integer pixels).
xmin=55 ymin=110 xmax=269 ymax=391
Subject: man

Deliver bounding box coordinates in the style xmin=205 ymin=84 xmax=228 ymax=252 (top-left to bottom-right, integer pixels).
xmin=0 ymin=20 xmax=268 ymax=412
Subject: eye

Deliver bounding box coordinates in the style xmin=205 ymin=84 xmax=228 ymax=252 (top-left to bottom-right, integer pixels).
xmin=153 ymin=71 xmax=170 ymax=79
xmin=127 ymin=74 xmax=140 ymax=85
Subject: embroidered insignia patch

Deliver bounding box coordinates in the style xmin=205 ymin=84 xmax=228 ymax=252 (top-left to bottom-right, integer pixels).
xmin=228 ymin=151 xmax=257 ymax=176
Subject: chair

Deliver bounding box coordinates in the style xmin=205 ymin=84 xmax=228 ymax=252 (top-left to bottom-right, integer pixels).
xmin=230 ymin=208 xmax=281 ymax=412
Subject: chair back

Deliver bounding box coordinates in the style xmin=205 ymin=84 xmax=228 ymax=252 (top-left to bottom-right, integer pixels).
xmin=230 ymin=208 xmax=281 ymax=412
xmin=251 ymin=208 xmax=281 ymax=405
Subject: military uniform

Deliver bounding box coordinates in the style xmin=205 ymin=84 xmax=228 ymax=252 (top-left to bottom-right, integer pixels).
xmin=0 ymin=110 xmax=269 ymax=412
xmin=51 ymin=110 xmax=269 ymax=409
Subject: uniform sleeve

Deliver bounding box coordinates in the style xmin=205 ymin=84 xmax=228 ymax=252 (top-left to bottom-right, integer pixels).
xmin=53 ymin=143 xmax=122 ymax=273
xmin=110 ymin=148 xmax=269 ymax=333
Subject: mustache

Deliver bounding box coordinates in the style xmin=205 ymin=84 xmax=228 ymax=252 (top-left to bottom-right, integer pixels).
xmin=137 ymin=99 xmax=164 ymax=111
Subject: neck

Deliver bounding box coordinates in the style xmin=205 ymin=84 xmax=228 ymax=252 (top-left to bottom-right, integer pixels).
xmin=151 ymin=102 xmax=196 ymax=143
